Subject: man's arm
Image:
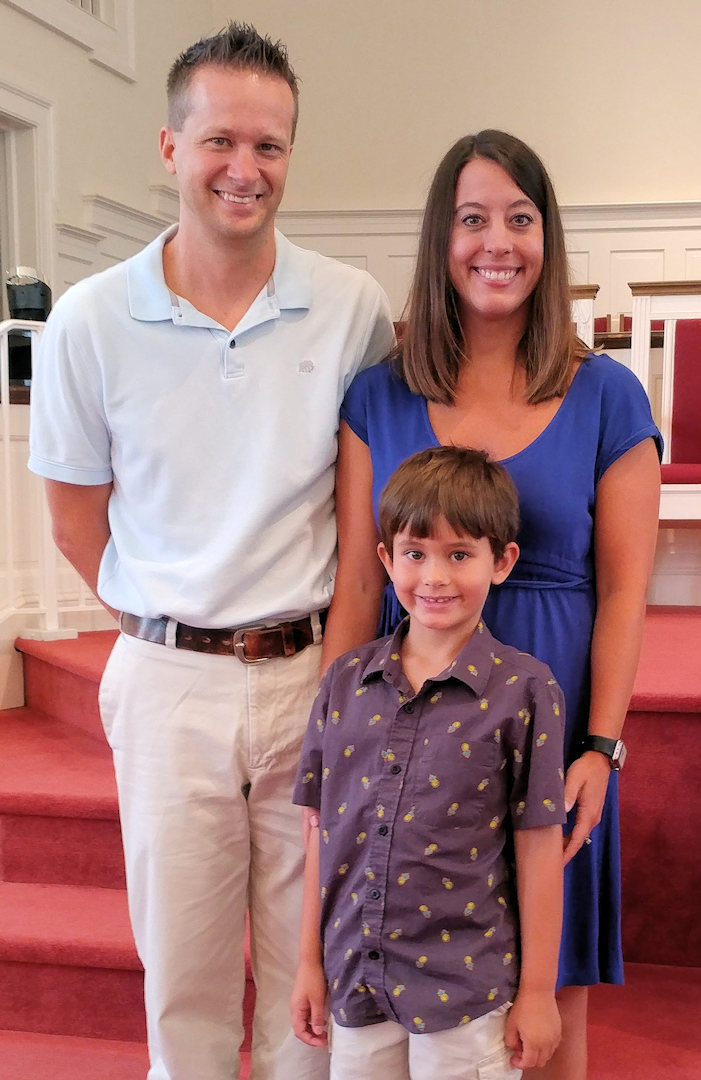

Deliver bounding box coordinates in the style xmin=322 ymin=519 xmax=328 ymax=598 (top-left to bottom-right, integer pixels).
xmin=506 ymin=825 xmax=563 ymax=1069
xmin=44 ymin=479 xmax=118 ymax=620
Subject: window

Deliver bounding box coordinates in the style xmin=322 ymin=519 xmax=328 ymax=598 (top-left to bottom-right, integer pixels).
xmin=0 ymin=84 xmax=54 ymax=310
xmin=68 ymin=0 xmax=100 ymax=14
xmin=0 ymin=0 xmax=136 ymax=81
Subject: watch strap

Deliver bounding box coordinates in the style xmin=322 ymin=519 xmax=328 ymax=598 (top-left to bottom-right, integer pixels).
xmin=582 ymin=734 xmax=626 ymax=770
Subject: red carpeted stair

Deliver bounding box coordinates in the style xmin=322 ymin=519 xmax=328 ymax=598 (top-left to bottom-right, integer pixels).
xmin=588 ymin=605 xmax=701 ymax=1078
xmin=1 ymin=612 xmax=699 ymax=1077
xmin=0 ymin=630 xmax=252 ymax=1078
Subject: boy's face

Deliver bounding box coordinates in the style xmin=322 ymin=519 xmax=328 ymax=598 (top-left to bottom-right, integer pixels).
xmin=378 ymin=516 xmax=518 ymax=640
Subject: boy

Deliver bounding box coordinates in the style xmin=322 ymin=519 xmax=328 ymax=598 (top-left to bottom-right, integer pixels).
xmin=291 ymin=447 xmax=565 ymax=1079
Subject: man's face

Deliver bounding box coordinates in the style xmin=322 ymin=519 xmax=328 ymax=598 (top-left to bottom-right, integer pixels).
xmin=160 ymin=65 xmax=295 ymax=248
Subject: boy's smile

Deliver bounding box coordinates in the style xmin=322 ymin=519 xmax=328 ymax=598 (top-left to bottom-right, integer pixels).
xmin=378 ymin=517 xmax=518 ymax=647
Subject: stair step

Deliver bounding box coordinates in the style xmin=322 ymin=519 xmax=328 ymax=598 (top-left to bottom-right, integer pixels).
xmin=0 ymin=881 xmax=144 ymax=1041
xmin=0 ymin=1030 xmax=149 ymax=1080
xmin=630 ymin=606 xmax=701 ymax=711
xmin=588 ymin=963 xmax=701 ymax=1080
xmin=0 ymin=881 xmax=138 ymax=967
xmin=15 ymin=631 xmax=117 ymax=741
xmin=0 ymin=707 xmax=124 ymax=888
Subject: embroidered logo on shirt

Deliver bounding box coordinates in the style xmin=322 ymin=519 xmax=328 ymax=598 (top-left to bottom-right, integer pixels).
xmin=298 ymin=360 xmax=315 ymax=373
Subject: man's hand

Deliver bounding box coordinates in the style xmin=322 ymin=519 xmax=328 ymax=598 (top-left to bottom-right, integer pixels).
xmin=290 ymin=959 xmax=328 ymax=1047
xmin=505 ymin=989 xmax=561 ymax=1069
xmin=562 ymin=751 xmax=611 ymax=864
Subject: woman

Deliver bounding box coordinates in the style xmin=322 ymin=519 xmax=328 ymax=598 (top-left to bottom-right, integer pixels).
xmin=322 ymin=131 xmax=661 ymax=1080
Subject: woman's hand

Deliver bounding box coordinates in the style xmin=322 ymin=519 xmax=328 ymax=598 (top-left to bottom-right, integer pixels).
xmin=562 ymin=751 xmax=611 ymax=864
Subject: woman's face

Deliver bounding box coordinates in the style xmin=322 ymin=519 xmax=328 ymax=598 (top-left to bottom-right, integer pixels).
xmin=448 ymin=156 xmax=544 ymax=331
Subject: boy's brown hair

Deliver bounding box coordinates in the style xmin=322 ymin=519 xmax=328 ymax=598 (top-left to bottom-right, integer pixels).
xmin=378 ymin=446 xmax=520 ymax=560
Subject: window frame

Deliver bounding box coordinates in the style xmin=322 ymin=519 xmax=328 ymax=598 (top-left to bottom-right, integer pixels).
xmin=0 ymin=0 xmax=136 ymax=82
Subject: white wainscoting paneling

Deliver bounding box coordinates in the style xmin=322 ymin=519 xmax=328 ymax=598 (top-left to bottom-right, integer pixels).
xmin=54 ymin=197 xmax=701 ymax=324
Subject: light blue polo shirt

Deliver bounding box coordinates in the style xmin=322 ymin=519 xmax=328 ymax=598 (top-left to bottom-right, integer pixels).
xmin=29 ymin=227 xmax=394 ymax=627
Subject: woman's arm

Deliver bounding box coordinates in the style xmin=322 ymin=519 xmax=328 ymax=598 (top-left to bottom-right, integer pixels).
xmin=321 ymin=421 xmax=387 ymax=674
xmin=563 ymin=438 xmax=660 ymax=862
xmin=506 ymin=824 xmax=563 ymax=1069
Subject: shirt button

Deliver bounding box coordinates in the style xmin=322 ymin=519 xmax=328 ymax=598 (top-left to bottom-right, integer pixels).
xmin=390 ymin=764 xmax=402 ymax=775
xmin=378 ymin=825 xmax=388 ymax=836
xmin=404 ymin=704 xmax=414 ymax=714
xmin=369 ymin=888 xmax=381 ymax=900
xmin=229 ymin=339 xmax=236 ymax=348
xmin=368 ymin=950 xmax=380 ymax=960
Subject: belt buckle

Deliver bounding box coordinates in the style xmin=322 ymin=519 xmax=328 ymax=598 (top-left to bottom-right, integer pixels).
xmin=232 ymin=625 xmax=270 ymax=664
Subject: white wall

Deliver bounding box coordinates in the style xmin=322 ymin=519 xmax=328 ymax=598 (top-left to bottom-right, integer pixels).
xmin=224 ymin=0 xmax=701 ymax=211
xmin=0 ymin=0 xmax=215 ymax=227
xmin=0 ymin=0 xmax=700 ymax=237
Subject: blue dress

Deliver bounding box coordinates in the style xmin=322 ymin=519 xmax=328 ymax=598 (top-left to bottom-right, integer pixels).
xmin=340 ymin=353 xmax=662 ymax=986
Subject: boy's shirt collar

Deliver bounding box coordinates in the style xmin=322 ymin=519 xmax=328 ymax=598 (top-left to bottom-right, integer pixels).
xmin=360 ymin=617 xmax=499 ymax=698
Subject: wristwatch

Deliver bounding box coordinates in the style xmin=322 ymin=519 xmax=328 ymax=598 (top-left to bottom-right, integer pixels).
xmin=582 ymin=735 xmax=627 ymax=771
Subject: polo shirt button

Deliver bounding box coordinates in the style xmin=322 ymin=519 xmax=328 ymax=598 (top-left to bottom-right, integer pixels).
xmin=368 ymin=950 xmax=380 ymax=960
xmin=390 ymin=764 xmax=401 ymax=775
xmin=405 ymin=704 xmax=414 ymax=713
xmin=369 ymin=888 xmax=381 ymax=900
xmin=378 ymin=825 xmax=388 ymax=836
xmin=229 ymin=339 xmax=236 ymax=348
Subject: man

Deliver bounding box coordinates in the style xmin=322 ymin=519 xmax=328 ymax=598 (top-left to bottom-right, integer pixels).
xmin=28 ymin=23 xmax=394 ymax=1080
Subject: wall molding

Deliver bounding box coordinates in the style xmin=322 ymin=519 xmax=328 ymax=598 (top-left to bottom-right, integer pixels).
xmin=0 ymin=0 xmax=137 ymax=82
xmin=561 ymin=202 xmax=701 ymax=232
xmin=52 ymin=196 xmax=701 ymax=321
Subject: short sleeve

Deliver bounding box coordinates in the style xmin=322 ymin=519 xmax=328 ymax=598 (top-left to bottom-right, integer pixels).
xmin=595 ymin=355 xmax=663 ymax=485
xmin=292 ymin=670 xmax=333 ymax=809
xmin=351 ymin=289 xmax=395 ymax=385
xmin=28 ymin=296 xmax=113 ymax=485
xmin=340 ymin=365 xmax=372 ymax=445
xmin=507 ymin=675 xmax=566 ymax=829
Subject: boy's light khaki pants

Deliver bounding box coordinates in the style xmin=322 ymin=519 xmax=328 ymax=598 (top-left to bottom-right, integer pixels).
xmin=329 ymin=1004 xmax=521 ymax=1080
xmin=99 ymin=630 xmax=328 ymax=1080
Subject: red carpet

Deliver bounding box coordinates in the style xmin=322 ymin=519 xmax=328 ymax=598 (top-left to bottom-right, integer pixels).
xmin=623 ymin=607 xmax=701 ymax=968
xmin=630 ymin=605 xmax=701 ymax=711
xmin=589 ymin=964 xmax=701 ymax=1079
xmin=0 ymin=1030 xmax=148 ymax=1079
xmin=0 ymin=614 xmax=699 ymax=1078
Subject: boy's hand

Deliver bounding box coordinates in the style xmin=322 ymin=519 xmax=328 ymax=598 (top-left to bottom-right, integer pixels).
xmin=505 ymin=989 xmax=561 ymax=1069
xmin=290 ymin=959 xmax=329 ymax=1047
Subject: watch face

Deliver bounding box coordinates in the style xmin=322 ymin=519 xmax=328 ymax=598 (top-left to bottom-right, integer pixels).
xmin=612 ymin=741 xmax=627 ymax=771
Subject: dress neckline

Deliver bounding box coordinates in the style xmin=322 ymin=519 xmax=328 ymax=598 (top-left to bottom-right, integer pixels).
xmin=420 ymin=359 xmax=587 ymax=465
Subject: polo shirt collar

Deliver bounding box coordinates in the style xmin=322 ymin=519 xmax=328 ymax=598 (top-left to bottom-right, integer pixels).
xmin=361 ymin=618 xmax=498 ymax=697
xmin=126 ymin=226 xmax=312 ymax=323
xmin=126 ymin=225 xmax=178 ymax=321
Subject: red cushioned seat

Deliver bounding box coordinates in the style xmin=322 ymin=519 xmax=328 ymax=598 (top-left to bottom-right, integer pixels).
xmin=670 ymin=320 xmax=701 ymax=464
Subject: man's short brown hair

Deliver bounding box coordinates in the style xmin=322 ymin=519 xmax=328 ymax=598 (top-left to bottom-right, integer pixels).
xmin=378 ymin=446 xmax=520 ymax=560
xmin=166 ymin=21 xmax=299 ymax=139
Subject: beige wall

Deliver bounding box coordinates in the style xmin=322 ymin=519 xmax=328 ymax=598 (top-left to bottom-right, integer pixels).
xmin=228 ymin=0 xmax=701 ymax=210
xmin=0 ymin=0 xmax=217 ymax=225
xmin=0 ymin=0 xmax=699 ymax=227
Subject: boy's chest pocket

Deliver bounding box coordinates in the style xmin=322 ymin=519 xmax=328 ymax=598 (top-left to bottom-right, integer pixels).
xmin=408 ymin=737 xmax=500 ymax=828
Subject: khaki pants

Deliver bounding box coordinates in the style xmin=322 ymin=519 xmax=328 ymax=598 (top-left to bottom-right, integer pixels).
xmin=99 ymin=630 xmax=329 ymax=1080
xmin=328 ymin=1004 xmax=520 ymax=1080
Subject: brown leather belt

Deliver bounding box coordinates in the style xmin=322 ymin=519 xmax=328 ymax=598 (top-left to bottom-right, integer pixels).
xmin=120 ymin=611 xmax=327 ymax=664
